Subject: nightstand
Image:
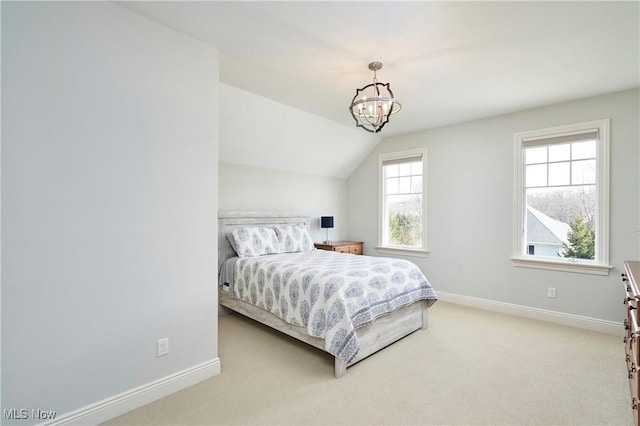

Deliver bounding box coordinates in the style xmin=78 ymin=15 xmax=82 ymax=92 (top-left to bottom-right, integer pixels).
xmin=314 ymin=241 xmax=363 ymax=255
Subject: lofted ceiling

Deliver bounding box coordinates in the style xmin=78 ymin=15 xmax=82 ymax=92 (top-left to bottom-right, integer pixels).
xmin=117 ymin=1 xmax=638 ymax=138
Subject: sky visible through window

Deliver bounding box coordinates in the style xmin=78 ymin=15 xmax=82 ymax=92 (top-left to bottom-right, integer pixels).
xmin=525 ymin=140 xmax=596 ymax=189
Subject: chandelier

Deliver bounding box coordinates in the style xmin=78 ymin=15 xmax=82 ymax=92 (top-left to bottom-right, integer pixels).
xmin=349 ymin=62 xmax=402 ymax=133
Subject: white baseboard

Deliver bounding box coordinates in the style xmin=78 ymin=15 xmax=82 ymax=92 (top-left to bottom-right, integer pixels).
xmin=437 ymin=291 xmax=623 ymax=336
xmin=46 ymin=358 xmax=221 ymax=426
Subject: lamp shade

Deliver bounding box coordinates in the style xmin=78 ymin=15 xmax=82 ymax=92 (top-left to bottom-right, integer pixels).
xmin=320 ymin=216 xmax=334 ymax=229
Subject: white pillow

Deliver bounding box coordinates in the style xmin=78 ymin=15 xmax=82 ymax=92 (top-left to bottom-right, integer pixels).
xmin=227 ymin=227 xmax=283 ymax=257
xmin=273 ymin=224 xmax=315 ymax=253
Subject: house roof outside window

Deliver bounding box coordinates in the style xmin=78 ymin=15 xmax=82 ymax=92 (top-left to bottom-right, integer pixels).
xmin=526 ymin=206 xmax=571 ymax=245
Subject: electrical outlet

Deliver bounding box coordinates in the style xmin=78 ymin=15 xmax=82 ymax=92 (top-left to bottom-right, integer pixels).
xmin=157 ymin=338 xmax=169 ymax=357
xmin=547 ymin=287 xmax=557 ymax=299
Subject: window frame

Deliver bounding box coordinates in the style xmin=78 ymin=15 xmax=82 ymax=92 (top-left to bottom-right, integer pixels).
xmin=512 ymin=119 xmax=611 ymax=275
xmin=377 ymin=147 xmax=429 ymax=257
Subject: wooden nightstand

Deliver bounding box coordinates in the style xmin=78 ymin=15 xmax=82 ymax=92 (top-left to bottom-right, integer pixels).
xmin=314 ymin=241 xmax=363 ymax=255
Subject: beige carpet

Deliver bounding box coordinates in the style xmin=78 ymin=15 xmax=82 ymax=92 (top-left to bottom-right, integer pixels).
xmin=105 ymin=301 xmax=632 ymax=425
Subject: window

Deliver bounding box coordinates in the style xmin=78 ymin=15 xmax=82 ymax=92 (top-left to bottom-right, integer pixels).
xmin=513 ymin=119 xmax=611 ymax=275
xmin=378 ymin=148 xmax=428 ymax=255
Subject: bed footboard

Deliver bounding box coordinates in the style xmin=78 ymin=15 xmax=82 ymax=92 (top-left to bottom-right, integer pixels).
xmin=334 ymin=300 xmax=429 ymax=377
xmin=222 ymin=289 xmax=431 ymax=378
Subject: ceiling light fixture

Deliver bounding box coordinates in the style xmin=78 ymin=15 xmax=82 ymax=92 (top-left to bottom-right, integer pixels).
xmin=349 ymin=62 xmax=402 ymax=133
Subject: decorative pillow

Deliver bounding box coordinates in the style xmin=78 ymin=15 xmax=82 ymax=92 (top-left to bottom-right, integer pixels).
xmin=227 ymin=227 xmax=283 ymax=258
xmin=273 ymin=224 xmax=315 ymax=253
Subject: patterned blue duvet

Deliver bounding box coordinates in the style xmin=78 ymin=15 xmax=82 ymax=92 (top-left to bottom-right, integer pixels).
xmin=225 ymin=249 xmax=437 ymax=364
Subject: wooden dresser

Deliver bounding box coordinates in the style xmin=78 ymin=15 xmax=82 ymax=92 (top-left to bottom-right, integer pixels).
xmin=623 ymin=260 xmax=640 ymax=426
xmin=314 ymin=241 xmax=363 ymax=255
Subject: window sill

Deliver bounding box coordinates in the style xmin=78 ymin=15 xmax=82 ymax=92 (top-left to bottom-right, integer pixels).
xmin=511 ymin=256 xmax=612 ymax=276
xmin=376 ymin=246 xmax=429 ymax=257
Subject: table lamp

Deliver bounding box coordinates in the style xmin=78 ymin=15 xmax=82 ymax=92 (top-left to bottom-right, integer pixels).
xmin=321 ymin=216 xmax=334 ymax=244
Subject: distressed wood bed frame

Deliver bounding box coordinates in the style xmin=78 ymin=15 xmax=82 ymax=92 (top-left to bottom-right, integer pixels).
xmin=218 ymin=210 xmax=430 ymax=378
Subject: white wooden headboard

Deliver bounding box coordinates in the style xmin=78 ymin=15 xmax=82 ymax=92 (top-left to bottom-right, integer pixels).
xmin=218 ymin=210 xmax=311 ymax=271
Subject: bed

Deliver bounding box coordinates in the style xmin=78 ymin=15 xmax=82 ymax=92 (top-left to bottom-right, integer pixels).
xmin=218 ymin=210 xmax=437 ymax=377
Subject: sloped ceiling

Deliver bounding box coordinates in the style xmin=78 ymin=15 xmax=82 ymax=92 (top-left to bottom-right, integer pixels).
xmin=219 ymin=83 xmax=378 ymax=179
xmin=118 ymin=1 xmax=639 ymax=176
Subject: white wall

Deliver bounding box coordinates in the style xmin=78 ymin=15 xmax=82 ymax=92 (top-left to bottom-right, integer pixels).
xmin=219 ymin=162 xmax=348 ymax=243
xmin=2 ymin=2 xmax=219 ymax=424
xmin=348 ymin=89 xmax=639 ymax=323
xmin=218 ymin=83 xmax=362 ymax=243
